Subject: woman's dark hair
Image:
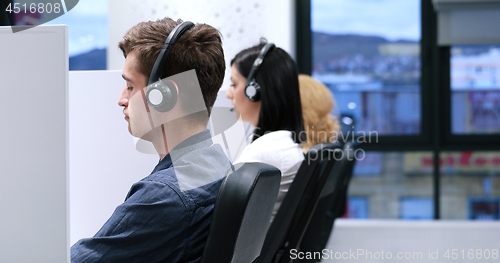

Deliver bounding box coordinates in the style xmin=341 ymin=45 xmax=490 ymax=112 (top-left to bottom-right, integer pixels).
xmin=231 ymin=40 xmax=306 ymax=144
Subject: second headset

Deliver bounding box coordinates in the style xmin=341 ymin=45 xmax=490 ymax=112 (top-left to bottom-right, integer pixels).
xmin=244 ymin=43 xmax=275 ymax=102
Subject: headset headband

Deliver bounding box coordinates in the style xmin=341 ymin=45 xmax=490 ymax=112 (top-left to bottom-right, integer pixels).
xmin=245 ymin=43 xmax=275 ymax=88
xmin=148 ymin=21 xmax=195 ymax=85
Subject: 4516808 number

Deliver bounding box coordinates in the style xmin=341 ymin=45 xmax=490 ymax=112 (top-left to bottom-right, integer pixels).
xmin=444 ymin=249 xmax=498 ymax=260
xmin=5 ymin=3 xmax=62 ymax=14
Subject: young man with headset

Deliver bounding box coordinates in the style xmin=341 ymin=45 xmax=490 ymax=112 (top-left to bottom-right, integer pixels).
xmin=71 ymin=18 xmax=231 ymax=262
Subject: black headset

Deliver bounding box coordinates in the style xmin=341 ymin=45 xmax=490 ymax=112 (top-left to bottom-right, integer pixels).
xmin=145 ymin=21 xmax=195 ymax=112
xmin=244 ymin=43 xmax=275 ymax=102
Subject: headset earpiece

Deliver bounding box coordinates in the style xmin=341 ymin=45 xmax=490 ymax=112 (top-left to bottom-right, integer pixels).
xmin=146 ymin=21 xmax=194 ymax=112
xmin=244 ymin=43 xmax=275 ymax=102
xmin=244 ymin=80 xmax=261 ymax=102
xmin=146 ymin=79 xmax=178 ymax=112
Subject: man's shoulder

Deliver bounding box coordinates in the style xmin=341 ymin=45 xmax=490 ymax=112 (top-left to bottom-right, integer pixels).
xmin=173 ymin=143 xmax=231 ymax=206
xmin=125 ymin=169 xmax=186 ymax=207
xmin=134 ymin=142 xmax=230 ymax=209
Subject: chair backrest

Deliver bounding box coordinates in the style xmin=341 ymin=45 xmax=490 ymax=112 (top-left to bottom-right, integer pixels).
xmin=297 ymin=142 xmax=358 ymax=262
xmin=255 ymin=143 xmax=343 ymax=263
xmin=278 ymin=143 xmax=357 ymax=263
xmin=201 ymin=162 xmax=281 ymax=263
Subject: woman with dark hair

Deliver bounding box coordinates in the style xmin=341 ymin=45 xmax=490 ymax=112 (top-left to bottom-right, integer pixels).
xmin=226 ymin=40 xmax=305 ymax=216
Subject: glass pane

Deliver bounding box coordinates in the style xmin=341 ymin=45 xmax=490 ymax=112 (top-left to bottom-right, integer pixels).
xmin=440 ymin=151 xmax=500 ymax=220
xmin=14 ymin=0 xmax=109 ymax=70
xmin=347 ymin=152 xmax=433 ymax=219
xmin=400 ymin=197 xmax=433 ymax=219
xmin=311 ymin=0 xmax=421 ymax=135
xmin=451 ymin=45 xmax=500 ymax=134
xmin=345 ymin=197 xmax=368 ymax=219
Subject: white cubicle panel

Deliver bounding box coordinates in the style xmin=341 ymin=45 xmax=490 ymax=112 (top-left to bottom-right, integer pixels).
xmin=0 ymin=25 xmax=69 ymax=263
xmin=68 ymin=70 xmax=158 ymax=245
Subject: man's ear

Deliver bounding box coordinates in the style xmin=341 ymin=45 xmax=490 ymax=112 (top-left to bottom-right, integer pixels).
xmin=168 ymin=79 xmax=179 ymax=95
xmin=145 ymin=79 xmax=178 ymax=113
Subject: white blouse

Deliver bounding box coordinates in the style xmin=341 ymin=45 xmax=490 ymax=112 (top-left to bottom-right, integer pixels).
xmin=235 ymin=130 xmax=304 ymax=217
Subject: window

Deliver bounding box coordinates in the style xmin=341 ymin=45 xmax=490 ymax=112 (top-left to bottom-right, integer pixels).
xmin=451 ymin=45 xmax=500 ymax=134
xmin=299 ymin=0 xmax=500 ymax=221
xmin=346 ymin=197 xmax=368 ymax=219
xmin=349 ymin=151 xmax=433 ymax=219
xmin=400 ymin=197 xmax=434 ymax=220
xmin=14 ymin=0 xmax=109 ymax=70
xmin=469 ymin=198 xmax=500 ymax=220
xmin=311 ymin=0 xmax=421 ymax=135
xmin=440 ymin=151 xmax=500 ymax=220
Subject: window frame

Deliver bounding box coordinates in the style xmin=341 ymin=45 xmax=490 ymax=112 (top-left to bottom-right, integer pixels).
xmin=296 ymin=0 xmax=500 ymax=219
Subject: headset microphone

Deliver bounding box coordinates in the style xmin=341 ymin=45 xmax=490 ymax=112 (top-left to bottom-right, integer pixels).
xmin=145 ymin=21 xmax=194 ymax=112
xmin=244 ymin=43 xmax=275 ymax=102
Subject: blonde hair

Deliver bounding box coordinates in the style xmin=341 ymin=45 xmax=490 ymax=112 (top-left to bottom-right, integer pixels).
xmin=299 ymin=74 xmax=340 ymax=152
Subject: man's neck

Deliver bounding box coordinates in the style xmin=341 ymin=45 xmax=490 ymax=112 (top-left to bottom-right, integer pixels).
xmin=149 ymin=122 xmax=207 ymax=160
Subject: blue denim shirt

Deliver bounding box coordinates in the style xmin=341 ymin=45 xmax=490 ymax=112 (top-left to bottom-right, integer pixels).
xmin=71 ymin=130 xmax=231 ymax=262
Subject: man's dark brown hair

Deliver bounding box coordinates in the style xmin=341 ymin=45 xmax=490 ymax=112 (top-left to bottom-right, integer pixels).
xmin=118 ymin=17 xmax=225 ymax=119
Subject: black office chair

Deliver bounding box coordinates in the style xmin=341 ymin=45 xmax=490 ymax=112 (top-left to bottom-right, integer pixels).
xmin=255 ymin=143 xmax=343 ymax=263
xmin=297 ymin=142 xmax=358 ymax=262
xmin=201 ymin=162 xmax=281 ymax=263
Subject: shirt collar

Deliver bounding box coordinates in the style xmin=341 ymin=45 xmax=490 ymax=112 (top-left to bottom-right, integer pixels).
xmin=150 ymin=130 xmax=213 ymax=174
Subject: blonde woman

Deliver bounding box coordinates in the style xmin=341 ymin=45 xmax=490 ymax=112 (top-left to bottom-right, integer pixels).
xmin=299 ymin=74 xmax=340 ymax=152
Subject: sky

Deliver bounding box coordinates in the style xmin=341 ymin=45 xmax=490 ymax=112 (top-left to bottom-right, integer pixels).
xmin=312 ymin=0 xmax=421 ymax=42
xmin=46 ymin=0 xmax=108 ymax=56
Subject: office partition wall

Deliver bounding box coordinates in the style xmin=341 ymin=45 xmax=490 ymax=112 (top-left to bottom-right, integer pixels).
xmin=0 ymin=25 xmax=69 ymax=263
